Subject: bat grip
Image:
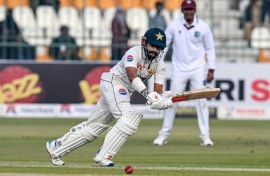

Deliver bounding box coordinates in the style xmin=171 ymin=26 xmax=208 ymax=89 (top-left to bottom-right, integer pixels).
xmin=171 ymin=95 xmax=187 ymax=103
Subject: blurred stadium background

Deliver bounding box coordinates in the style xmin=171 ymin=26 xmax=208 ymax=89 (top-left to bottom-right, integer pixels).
xmin=0 ymin=0 xmax=270 ymax=120
xmin=0 ymin=0 xmax=269 ymax=62
xmin=0 ymin=1 xmax=270 ymax=175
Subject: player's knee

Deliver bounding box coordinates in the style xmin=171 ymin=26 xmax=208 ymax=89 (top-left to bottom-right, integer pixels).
xmin=115 ymin=111 xmax=143 ymax=136
xmin=81 ymin=123 xmax=110 ymax=141
xmin=116 ymin=118 xmax=137 ymax=136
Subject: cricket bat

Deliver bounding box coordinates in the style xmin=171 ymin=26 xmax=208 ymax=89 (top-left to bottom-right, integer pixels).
xmin=171 ymin=88 xmax=221 ymax=103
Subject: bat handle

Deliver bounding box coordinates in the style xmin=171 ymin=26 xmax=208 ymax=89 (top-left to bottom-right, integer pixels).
xmin=171 ymin=95 xmax=187 ymax=103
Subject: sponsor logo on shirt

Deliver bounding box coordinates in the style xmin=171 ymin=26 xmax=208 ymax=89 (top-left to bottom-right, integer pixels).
xmin=127 ymin=55 xmax=134 ymax=62
xmin=119 ymin=88 xmax=127 ymax=95
xmin=194 ymin=31 xmax=201 ymax=38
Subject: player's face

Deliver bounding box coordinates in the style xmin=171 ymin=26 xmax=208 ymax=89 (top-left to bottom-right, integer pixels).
xmin=146 ymin=43 xmax=163 ymax=59
xmin=182 ymin=8 xmax=196 ymax=23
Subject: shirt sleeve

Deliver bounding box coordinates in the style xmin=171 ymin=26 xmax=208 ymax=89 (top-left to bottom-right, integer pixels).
xmin=203 ymin=25 xmax=216 ymax=70
xmin=123 ymin=48 xmax=139 ymax=68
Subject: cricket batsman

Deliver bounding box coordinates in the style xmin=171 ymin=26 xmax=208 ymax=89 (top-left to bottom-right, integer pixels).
xmin=153 ymin=0 xmax=216 ymax=146
xmin=46 ymin=28 xmax=173 ymax=167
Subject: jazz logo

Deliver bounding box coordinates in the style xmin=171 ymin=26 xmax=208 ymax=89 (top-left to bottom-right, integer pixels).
xmin=0 ymin=74 xmax=41 ymax=103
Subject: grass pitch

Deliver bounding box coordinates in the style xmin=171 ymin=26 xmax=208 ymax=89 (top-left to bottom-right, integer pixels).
xmin=0 ymin=118 xmax=269 ymax=176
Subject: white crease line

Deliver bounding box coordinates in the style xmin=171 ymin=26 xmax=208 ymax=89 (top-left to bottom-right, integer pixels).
xmin=0 ymin=163 xmax=270 ymax=172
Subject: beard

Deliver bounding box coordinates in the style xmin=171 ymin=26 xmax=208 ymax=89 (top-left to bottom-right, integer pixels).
xmin=147 ymin=50 xmax=159 ymax=60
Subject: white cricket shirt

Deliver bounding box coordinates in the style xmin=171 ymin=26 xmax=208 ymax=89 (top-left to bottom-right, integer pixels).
xmin=163 ymin=16 xmax=216 ymax=75
xmin=110 ymin=45 xmax=166 ymax=93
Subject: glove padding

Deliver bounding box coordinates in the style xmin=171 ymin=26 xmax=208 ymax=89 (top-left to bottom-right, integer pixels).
xmin=161 ymin=91 xmax=172 ymax=98
xmin=146 ymin=92 xmax=162 ymax=104
xmin=150 ymin=98 xmax=173 ymax=110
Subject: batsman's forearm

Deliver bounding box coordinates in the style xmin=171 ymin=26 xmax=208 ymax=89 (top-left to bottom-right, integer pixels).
xmin=131 ymin=77 xmax=147 ymax=95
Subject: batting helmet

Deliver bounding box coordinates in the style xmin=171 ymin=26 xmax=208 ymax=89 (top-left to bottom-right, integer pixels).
xmin=181 ymin=0 xmax=196 ymax=10
xmin=142 ymin=28 xmax=166 ymax=48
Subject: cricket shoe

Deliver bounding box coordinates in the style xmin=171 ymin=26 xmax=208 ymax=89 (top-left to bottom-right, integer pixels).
xmin=93 ymin=149 xmax=114 ymax=167
xmin=153 ymin=134 xmax=168 ymax=146
xmin=200 ymin=134 xmax=214 ymax=146
xmin=45 ymin=140 xmax=65 ymax=166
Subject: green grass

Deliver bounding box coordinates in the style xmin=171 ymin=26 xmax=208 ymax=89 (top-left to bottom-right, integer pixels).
xmin=0 ymin=118 xmax=269 ymax=175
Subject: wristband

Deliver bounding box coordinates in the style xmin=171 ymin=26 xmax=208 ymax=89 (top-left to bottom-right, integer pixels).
xmin=131 ymin=77 xmax=147 ymax=94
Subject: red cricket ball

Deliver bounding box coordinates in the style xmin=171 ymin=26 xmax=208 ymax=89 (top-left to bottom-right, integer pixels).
xmin=125 ymin=165 xmax=133 ymax=174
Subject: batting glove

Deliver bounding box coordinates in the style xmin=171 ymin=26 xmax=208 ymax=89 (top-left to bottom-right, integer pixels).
xmin=146 ymin=92 xmax=162 ymax=104
xmin=150 ymin=98 xmax=173 ymax=110
xmin=161 ymin=91 xmax=172 ymax=98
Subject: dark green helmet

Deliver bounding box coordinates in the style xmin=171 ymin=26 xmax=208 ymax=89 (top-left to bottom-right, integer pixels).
xmin=142 ymin=28 xmax=166 ymax=48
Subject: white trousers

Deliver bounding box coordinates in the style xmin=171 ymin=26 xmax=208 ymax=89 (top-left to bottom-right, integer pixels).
xmin=89 ymin=72 xmax=143 ymax=161
xmin=86 ymin=72 xmax=133 ymax=125
xmin=51 ymin=72 xmax=139 ymax=159
xmin=159 ymin=68 xmax=210 ymax=136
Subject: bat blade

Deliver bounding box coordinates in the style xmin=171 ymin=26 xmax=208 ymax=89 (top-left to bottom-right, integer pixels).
xmin=171 ymin=88 xmax=221 ymax=103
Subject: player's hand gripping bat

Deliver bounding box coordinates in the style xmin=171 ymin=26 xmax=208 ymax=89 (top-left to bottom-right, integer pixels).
xmin=171 ymin=88 xmax=221 ymax=103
